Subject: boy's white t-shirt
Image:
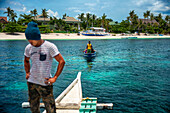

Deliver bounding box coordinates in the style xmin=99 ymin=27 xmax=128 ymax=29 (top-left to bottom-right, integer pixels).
xmin=24 ymin=40 xmax=60 ymax=86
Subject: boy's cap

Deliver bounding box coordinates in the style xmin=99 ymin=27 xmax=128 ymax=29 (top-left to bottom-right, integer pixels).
xmin=25 ymin=21 xmax=41 ymax=40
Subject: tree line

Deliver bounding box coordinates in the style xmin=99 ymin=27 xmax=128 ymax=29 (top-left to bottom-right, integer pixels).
xmin=0 ymin=7 xmax=169 ymax=34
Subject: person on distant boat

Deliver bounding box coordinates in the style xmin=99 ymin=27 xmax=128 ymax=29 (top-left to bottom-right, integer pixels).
xmin=24 ymin=21 xmax=65 ymax=113
xmin=91 ymin=48 xmax=95 ymax=53
xmin=86 ymin=41 xmax=93 ymax=53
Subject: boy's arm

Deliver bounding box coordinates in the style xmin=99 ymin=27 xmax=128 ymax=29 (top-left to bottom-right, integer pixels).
xmin=53 ymin=53 xmax=65 ymax=79
xmin=45 ymin=53 xmax=65 ymax=85
xmin=24 ymin=56 xmax=30 ymax=80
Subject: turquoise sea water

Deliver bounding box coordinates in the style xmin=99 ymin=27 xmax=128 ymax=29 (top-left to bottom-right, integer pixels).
xmin=0 ymin=39 xmax=170 ymax=113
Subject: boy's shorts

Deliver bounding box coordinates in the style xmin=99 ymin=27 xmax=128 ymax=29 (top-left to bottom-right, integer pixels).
xmin=27 ymin=82 xmax=56 ymax=113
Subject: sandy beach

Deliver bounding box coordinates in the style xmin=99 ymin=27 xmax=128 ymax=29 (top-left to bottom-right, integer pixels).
xmin=0 ymin=33 xmax=170 ymax=40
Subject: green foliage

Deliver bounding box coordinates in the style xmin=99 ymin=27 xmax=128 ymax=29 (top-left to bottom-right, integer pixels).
xmin=38 ymin=25 xmax=50 ymax=33
xmin=0 ymin=23 xmax=3 ymax=32
xmin=2 ymin=22 xmax=22 ymax=33
xmin=53 ymin=30 xmax=78 ymax=33
xmin=30 ymin=9 xmax=38 ymax=20
xmin=18 ymin=14 xmax=33 ymax=25
xmin=40 ymin=29 xmax=52 ymax=33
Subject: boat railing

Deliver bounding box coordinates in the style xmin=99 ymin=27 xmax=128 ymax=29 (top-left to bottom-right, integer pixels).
xmin=54 ymin=72 xmax=82 ymax=109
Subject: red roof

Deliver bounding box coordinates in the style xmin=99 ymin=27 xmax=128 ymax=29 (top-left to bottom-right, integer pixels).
xmin=0 ymin=17 xmax=8 ymax=22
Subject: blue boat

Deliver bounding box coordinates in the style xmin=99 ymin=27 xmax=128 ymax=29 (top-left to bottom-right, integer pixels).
xmin=82 ymin=27 xmax=110 ymax=36
xmin=83 ymin=51 xmax=96 ymax=61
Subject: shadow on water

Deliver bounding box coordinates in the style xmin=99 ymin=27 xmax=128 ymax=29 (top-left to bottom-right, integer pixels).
xmin=86 ymin=61 xmax=93 ymax=71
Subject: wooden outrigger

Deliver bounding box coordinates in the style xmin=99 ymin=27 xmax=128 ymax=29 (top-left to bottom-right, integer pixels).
xmin=22 ymin=72 xmax=113 ymax=113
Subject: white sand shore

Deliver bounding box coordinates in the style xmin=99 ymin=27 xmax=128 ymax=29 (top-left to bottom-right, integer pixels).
xmin=0 ymin=33 xmax=170 ymax=40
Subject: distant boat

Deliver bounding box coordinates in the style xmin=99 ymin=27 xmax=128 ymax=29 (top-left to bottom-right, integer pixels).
xmin=127 ymin=37 xmax=137 ymax=39
xmin=121 ymin=37 xmax=137 ymax=39
xmin=159 ymin=34 xmax=163 ymax=36
xmin=84 ymin=51 xmax=96 ymax=61
xmin=82 ymin=27 xmax=110 ymax=36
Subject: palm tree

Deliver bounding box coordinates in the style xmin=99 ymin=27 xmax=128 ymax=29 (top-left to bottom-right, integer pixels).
xmin=165 ymin=15 xmax=169 ymax=24
xmin=77 ymin=14 xmax=81 ymax=21
xmin=150 ymin=13 xmax=154 ymax=21
xmin=132 ymin=14 xmax=138 ymax=25
xmin=11 ymin=11 xmax=17 ymax=23
xmin=19 ymin=13 xmax=32 ymax=25
xmin=86 ymin=13 xmax=91 ymax=28
xmin=129 ymin=10 xmax=136 ymax=28
xmin=3 ymin=7 xmax=14 ymax=21
xmin=146 ymin=10 xmax=150 ymax=19
xmin=92 ymin=14 xmax=96 ymax=27
xmin=127 ymin=16 xmax=130 ymax=21
xmin=138 ymin=19 xmax=143 ymax=32
xmin=105 ymin=19 xmax=111 ymax=32
xmin=42 ymin=8 xmax=48 ymax=24
xmin=62 ymin=13 xmax=67 ymax=19
xmin=143 ymin=12 xmax=147 ymax=19
xmin=78 ymin=13 xmax=84 ymax=21
xmin=158 ymin=13 xmax=162 ymax=22
xmin=102 ymin=13 xmax=107 ymax=28
xmin=126 ymin=16 xmax=130 ymax=26
xmin=30 ymin=9 xmax=38 ymax=20
xmin=129 ymin=10 xmax=135 ymax=19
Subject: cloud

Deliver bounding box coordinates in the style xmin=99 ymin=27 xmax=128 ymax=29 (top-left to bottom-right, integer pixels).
xmin=27 ymin=10 xmax=30 ymax=13
xmin=16 ymin=6 xmax=26 ymax=12
xmin=84 ymin=3 xmax=96 ymax=7
xmin=47 ymin=9 xmax=59 ymax=18
xmin=134 ymin=0 xmax=170 ymax=13
xmin=0 ymin=8 xmax=6 ymax=11
xmin=148 ymin=1 xmax=170 ymax=12
xmin=5 ymin=1 xmax=27 ymax=12
xmin=9 ymin=1 xmax=22 ymax=6
xmin=0 ymin=1 xmax=27 ymax=13
xmin=68 ymin=7 xmax=77 ymax=10
xmin=75 ymin=15 xmax=79 ymax=19
xmin=96 ymin=0 xmax=100 ymax=3
xmin=68 ymin=7 xmax=83 ymax=13
xmin=135 ymin=0 xmax=150 ymax=6
xmin=132 ymin=0 xmax=170 ymax=19
xmin=101 ymin=2 xmax=110 ymax=9
xmin=74 ymin=9 xmax=82 ymax=13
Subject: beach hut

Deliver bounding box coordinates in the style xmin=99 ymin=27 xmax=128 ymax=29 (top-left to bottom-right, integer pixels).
xmin=62 ymin=17 xmax=82 ymax=30
xmin=33 ymin=14 xmax=50 ymax=25
xmin=138 ymin=19 xmax=159 ymax=25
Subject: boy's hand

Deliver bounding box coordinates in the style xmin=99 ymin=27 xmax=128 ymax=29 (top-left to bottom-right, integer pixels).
xmin=26 ymin=72 xmax=30 ymax=80
xmin=44 ymin=77 xmax=57 ymax=85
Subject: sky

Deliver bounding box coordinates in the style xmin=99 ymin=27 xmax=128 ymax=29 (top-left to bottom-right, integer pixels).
xmin=0 ymin=0 xmax=169 ymax=22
